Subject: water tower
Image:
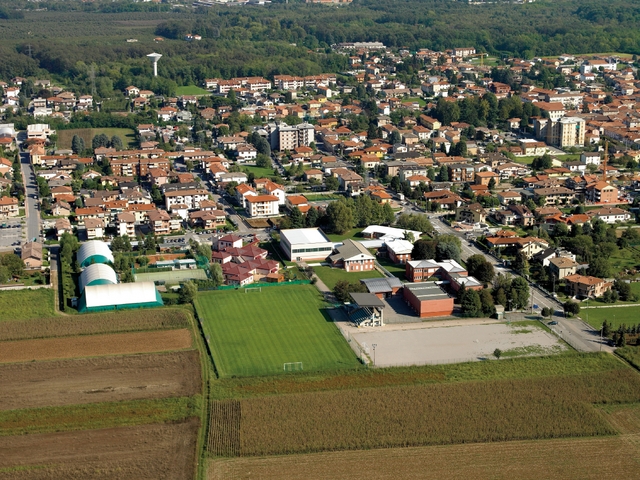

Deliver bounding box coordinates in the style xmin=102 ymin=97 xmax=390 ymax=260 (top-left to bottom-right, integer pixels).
xmin=147 ymin=52 xmax=162 ymax=77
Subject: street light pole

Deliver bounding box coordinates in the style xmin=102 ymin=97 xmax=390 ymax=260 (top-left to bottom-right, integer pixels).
xmin=372 ymin=344 xmax=377 ymax=367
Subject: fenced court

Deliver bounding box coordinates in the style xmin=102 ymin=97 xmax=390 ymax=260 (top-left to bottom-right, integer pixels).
xmin=194 ymin=284 xmax=360 ymax=377
xmin=134 ymin=269 xmax=208 ymax=284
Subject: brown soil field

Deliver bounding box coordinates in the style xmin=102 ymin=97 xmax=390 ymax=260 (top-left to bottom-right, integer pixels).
xmin=0 ymin=329 xmax=192 ymax=363
xmin=601 ymin=403 xmax=640 ymax=434
xmin=0 ymin=350 xmax=201 ymax=411
xmin=208 ymin=434 xmax=640 ymax=480
xmin=0 ymin=418 xmax=199 ymax=480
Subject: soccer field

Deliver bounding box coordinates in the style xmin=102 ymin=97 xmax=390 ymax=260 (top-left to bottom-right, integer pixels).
xmin=194 ymin=285 xmax=359 ymax=377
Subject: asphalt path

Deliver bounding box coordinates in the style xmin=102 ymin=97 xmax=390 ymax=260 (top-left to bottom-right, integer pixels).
xmin=19 ymin=151 xmax=40 ymax=243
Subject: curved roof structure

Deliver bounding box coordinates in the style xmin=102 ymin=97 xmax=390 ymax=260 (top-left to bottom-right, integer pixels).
xmin=79 ymin=263 xmax=118 ymax=293
xmin=82 ymin=282 xmax=162 ymax=310
xmin=78 ymin=240 xmax=114 ymax=268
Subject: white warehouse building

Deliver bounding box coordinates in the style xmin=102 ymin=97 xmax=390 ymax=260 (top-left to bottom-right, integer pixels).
xmin=280 ymin=227 xmax=334 ymax=261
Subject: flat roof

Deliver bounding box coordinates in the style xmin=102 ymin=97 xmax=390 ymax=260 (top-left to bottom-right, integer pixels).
xmin=280 ymin=228 xmax=332 ymax=245
xmin=361 ymin=277 xmax=403 ymax=294
xmin=349 ymin=292 xmax=386 ymax=308
xmin=404 ymin=282 xmax=450 ymax=301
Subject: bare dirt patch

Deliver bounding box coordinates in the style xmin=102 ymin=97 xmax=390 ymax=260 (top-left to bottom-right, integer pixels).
xmin=0 ymin=418 xmax=199 ymax=480
xmin=0 ymin=350 xmax=201 ymax=411
xmin=0 ymin=329 xmax=192 ymax=363
xmin=209 ymin=434 xmax=640 ymax=480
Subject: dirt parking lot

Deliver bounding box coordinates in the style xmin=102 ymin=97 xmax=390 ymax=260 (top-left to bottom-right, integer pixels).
xmin=351 ymin=322 xmax=565 ymax=367
xmin=0 ymin=329 xmax=193 ymax=363
xmin=0 ymin=350 xmax=201 ymax=410
xmin=0 ymin=419 xmax=199 ymax=480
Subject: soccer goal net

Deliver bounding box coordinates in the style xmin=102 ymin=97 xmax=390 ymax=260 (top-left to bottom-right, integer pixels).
xmin=244 ymin=287 xmax=262 ymax=293
xmin=283 ymin=362 xmax=303 ymax=372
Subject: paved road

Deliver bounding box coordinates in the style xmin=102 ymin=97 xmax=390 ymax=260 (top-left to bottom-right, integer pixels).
xmin=19 ymin=151 xmax=40 ymax=243
xmin=428 ymin=214 xmax=611 ymax=353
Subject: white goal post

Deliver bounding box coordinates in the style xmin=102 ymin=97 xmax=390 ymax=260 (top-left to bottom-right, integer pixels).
xmin=283 ymin=362 xmax=303 ymax=372
xmin=244 ymin=287 xmax=262 ymax=293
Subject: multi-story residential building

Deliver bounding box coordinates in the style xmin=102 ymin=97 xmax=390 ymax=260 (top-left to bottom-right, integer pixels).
xmin=534 ymin=116 xmax=585 ymax=147
xmin=564 ymin=274 xmax=612 ymax=298
xmin=533 ymin=187 xmax=576 ymax=206
xmin=245 ymin=194 xmax=280 ymax=217
xmin=0 ymin=197 xmax=18 ymax=218
xmin=164 ymin=189 xmax=209 ymax=210
xmin=586 ymin=181 xmax=618 ymax=204
xmin=271 ymin=122 xmax=315 ymax=151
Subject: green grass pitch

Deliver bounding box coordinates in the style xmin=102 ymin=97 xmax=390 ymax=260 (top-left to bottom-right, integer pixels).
xmin=195 ymin=285 xmax=360 ymax=377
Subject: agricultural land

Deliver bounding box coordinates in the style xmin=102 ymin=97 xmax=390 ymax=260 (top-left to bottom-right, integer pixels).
xmin=57 ymin=128 xmax=136 ymax=150
xmin=195 ymin=284 xmax=359 ymax=377
xmin=0 ymin=296 xmax=205 ymax=479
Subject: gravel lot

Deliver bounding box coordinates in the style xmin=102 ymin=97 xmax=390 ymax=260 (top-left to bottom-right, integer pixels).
xmin=350 ymin=322 xmax=565 ymax=367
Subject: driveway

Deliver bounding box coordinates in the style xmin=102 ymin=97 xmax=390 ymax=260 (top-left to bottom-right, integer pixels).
xmin=19 ymin=151 xmax=40 ymax=242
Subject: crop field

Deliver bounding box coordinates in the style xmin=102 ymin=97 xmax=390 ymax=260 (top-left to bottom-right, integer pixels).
xmin=0 ymin=350 xmax=201 ymax=411
xmin=313 ymin=265 xmax=383 ymax=290
xmin=0 ymin=307 xmax=190 ymax=341
xmin=0 ymin=329 xmax=192 ymax=363
xmin=208 ymin=434 xmax=640 ymax=480
xmin=57 ymin=128 xmax=136 ymax=150
xmin=0 ymin=288 xmax=54 ymax=321
xmin=195 ymin=285 xmax=359 ymax=377
xmin=227 ymin=370 xmax=640 ymax=456
xmin=0 ymin=419 xmax=200 ymax=480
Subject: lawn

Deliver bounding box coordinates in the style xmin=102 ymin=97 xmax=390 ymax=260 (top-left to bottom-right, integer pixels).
xmin=0 ymin=288 xmax=55 ymax=321
xmin=313 ymin=265 xmax=383 ymax=290
xmin=609 ymin=248 xmax=640 ymax=273
xmin=376 ymin=257 xmax=407 ymax=281
xmin=175 ymin=85 xmax=209 ymax=95
xmin=405 ymin=97 xmax=426 ymax=107
xmin=581 ymin=305 xmax=640 ymax=330
xmin=242 ymin=165 xmax=276 ymax=179
xmin=57 ymin=128 xmax=136 ymax=150
xmin=194 ymin=285 xmax=359 ymax=377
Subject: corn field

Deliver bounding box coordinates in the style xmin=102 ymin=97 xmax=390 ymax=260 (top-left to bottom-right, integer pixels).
xmin=210 ymin=369 xmax=640 ymax=457
xmin=0 ymin=308 xmax=190 ymax=341
xmin=208 ymin=400 xmax=241 ymax=457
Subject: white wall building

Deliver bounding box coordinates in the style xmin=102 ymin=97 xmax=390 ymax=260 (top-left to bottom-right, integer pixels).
xmin=280 ymin=227 xmax=334 ymax=261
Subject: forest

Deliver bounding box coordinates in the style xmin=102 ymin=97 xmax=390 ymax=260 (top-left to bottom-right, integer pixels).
xmin=0 ymin=0 xmax=639 ymax=91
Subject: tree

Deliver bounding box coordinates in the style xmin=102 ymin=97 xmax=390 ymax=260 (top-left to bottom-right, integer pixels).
xmin=488 ymin=177 xmax=496 ymax=191
xmin=510 ymin=277 xmax=529 ymax=310
xmin=325 ymin=176 xmax=339 ymax=191
xmin=396 ymin=213 xmax=433 ymax=234
xmin=587 ymin=256 xmax=611 ymax=278
xmin=0 ymin=253 xmax=24 ymax=278
xmin=493 ymin=348 xmax=502 ymax=359
xmin=411 ymin=239 xmax=436 ymax=260
xmin=326 ymin=200 xmax=353 ymax=234
xmin=479 ymin=288 xmax=496 ymax=316
xmin=92 ymin=133 xmax=110 ymax=150
xmin=435 ymin=235 xmax=461 ymax=263
xmin=541 ymin=307 xmax=552 ymax=318
xmin=602 ymin=320 xmax=611 ymax=337
xmin=438 ymin=165 xmax=449 ymax=182
xmin=563 ymin=300 xmax=580 ymax=316
xmin=531 ymin=154 xmax=553 ymax=171
xmin=143 ymin=233 xmax=157 ymax=254
xmin=306 ymin=207 xmax=319 ymax=227
xmin=289 ymin=206 xmax=305 ymax=228
xmin=333 ymin=279 xmax=367 ymax=303
xmin=389 ymin=130 xmax=402 ymax=145
xmin=209 ymin=263 xmax=224 ymax=287
xmin=466 ymin=254 xmax=495 ymax=284
xmin=460 ymin=288 xmax=482 ymax=317
xmin=256 ymin=153 xmax=271 ymax=169
xmin=110 ymin=135 xmax=123 ymax=151
xmin=71 ymin=135 xmax=85 ymax=154
xmin=179 ymin=280 xmax=198 ymax=304
xmin=614 ymin=280 xmax=635 ymax=302
xmin=111 ymin=235 xmax=131 ymax=253
xmin=511 ymin=251 xmax=529 ymax=276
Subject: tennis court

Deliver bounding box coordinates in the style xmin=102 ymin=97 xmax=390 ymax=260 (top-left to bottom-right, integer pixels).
xmin=134 ymin=269 xmax=208 ymax=284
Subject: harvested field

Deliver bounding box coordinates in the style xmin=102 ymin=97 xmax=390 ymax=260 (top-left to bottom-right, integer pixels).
xmin=600 ymin=403 xmax=640 ymax=434
xmin=0 ymin=418 xmax=199 ymax=480
xmin=208 ymin=434 xmax=640 ymax=480
xmin=230 ymin=370 xmax=640 ymax=456
xmin=0 ymin=307 xmax=190 ymax=341
xmin=245 ymin=218 xmax=271 ymax=228
xmin=0 ymin=329 xmax=192 ymax=363
xmin=0 ymin=350 xmax=201 ymax=410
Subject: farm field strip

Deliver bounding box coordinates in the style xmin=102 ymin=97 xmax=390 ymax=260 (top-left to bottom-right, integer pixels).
xmin=0 ymin=396 xmax=200 ymax=437
xmin=195 ymin=285 xmax=359 ymax=377
xmin=0 ymin=329 xmax=193 ymax=363
xmin=0 ymin=289 xmax=55 ymax=321
xmin=0 ymin=419 xmax=199 ymax=480
xmin=210 ymin=369 xmax=640 ymax=457
xmin=0 ymin=350 xmax=201 ymax=411
xmin=208 ymin=434 xmax=640 ymax=480
xmin=0 ymin=306 xmax=191 ymax=341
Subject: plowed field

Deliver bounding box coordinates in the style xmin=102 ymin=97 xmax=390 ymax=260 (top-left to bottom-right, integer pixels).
xmin=0 ymin=329 xmax=192 ymax=363
xmin=0 ymin=418 xmax=199 ymax=480
xmin=209 ymin=434 xmax=640 ymax=480
xmin=0 ymin=350 xmax=201 ymax=410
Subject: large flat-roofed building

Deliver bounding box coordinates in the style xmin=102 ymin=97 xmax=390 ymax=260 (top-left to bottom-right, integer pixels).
xmin=78 ymin=281 xmax=163 ymax=313
xmin=280 ymin=227 xmax=334 ymax=261
xmin=403 ymin=282 xmax=454 ymax=318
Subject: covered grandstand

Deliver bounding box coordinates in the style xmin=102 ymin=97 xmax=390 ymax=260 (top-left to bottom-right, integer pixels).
xmin=79 ymin=263 xmax=118 ymax=293
xmin=78 ymin=240 xmax=114 ymax=268
xmin=346 ymin=292 xmax=385 ymax=327
xmin=78 ymin=282 xmax=163 ymax=313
